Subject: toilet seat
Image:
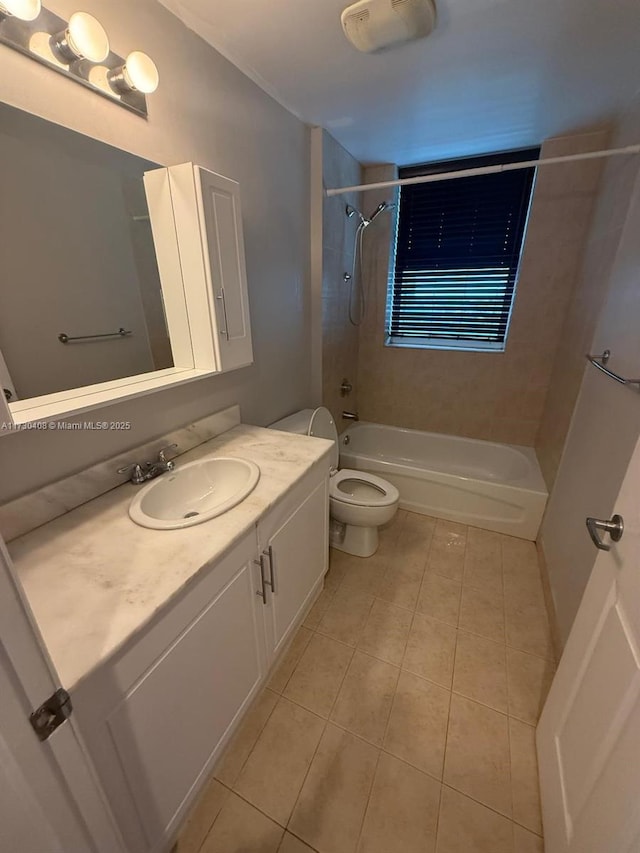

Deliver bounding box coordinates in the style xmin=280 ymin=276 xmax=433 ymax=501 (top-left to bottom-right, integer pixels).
xmin=330 ymin=468 xmax=400 ymax=508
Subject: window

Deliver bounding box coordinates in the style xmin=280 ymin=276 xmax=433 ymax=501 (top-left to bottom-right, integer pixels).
xmin=386 ymin=148 xmax=539 ymax=352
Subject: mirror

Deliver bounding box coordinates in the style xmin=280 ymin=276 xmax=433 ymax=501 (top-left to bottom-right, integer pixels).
xmin=0 ymin=103 xmax=173 ymax=404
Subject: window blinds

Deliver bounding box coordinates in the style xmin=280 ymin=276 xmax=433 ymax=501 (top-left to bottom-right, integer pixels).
xmin=388 ymin=148 xmax=539 ymax=350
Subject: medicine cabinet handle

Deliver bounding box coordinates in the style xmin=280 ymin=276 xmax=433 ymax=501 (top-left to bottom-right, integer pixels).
xmin=216 ymin=289 xmax=230 ymax=340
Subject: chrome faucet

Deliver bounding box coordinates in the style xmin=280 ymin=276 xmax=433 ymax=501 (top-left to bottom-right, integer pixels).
xmin=342 ymin=411 xmax=359 ymax=422
xmin=118 ymin=444 xmax=178 ymax=485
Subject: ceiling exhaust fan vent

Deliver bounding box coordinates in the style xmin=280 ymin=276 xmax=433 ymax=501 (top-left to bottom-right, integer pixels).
xmin=341 ymin=0 xmax=436 ymax=54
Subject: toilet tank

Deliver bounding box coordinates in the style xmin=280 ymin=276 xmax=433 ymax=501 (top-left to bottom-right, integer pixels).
xmin=269 ymin=409 xmax=316 ymax=435
xmin=270 ymin=408 xmax=339 ymax=470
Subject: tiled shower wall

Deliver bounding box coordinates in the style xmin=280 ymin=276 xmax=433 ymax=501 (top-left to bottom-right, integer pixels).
xmin=354 ymin=131 xmax=609 ymax=449
xmin=536 ymin=106 xmax=640 ymax=489
xmin=321 ymin=132 xmax=362 ymax=426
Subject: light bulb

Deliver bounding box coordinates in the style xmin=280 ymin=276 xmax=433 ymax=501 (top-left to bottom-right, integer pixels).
xmin=0 ymin=0 xmax=41 ymax=20
xmin=53 ymin=11 xmax=109 ymax=63
xmin=121 ymin=51 xmax=159 ymax=94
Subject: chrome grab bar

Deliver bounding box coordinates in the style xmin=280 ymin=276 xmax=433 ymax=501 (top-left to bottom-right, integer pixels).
xmin=586 ymin=350 xmax=640 ymax=390
xmin=59 ymin=328 xmax=132 ymax=344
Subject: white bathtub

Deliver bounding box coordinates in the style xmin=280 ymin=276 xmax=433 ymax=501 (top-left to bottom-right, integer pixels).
xmin=340 ymin=422 xmax=548 ymax=541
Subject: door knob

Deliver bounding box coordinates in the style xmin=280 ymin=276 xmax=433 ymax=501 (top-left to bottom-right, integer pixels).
xmin=586 ymin=514 xmax=624 ymax=551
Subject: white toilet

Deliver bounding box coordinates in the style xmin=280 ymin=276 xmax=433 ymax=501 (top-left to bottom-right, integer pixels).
xmin=270 ymin=407 xmax=399 ymax=558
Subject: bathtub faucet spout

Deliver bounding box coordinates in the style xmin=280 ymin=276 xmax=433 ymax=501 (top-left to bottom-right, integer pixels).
xmin=342 ymin=411 xmax=359 ymax=422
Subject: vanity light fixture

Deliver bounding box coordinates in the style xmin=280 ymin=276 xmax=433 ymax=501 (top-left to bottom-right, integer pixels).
xmin=0 ymin=0 xmax=41 ymax=20
xmin=51 ymin=11 xmax=109 ymax=63
xmin=0 ymin=3 xmax=157 ymax=117
xmin=108 ymin=50 xmax=159 ymax=95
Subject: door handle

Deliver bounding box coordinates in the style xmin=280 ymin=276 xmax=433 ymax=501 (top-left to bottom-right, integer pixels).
xmin=254 ymin=554 xmax=268 ymax=604
xmin=586 ymin=514 xmax=624 ymax=551
xmin=264 ymin=545 xmax=276 ymax=594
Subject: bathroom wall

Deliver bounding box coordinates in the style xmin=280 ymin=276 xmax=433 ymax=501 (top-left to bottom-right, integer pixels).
xmin=539 ymin=95 xmax=640 ymax=646
xmin=356 ymin=131 xmax=609 ymax=447
xmin=321 ymin=130 xmax=362 ymax=426
xmin=0 ymin=0 xmax=311 ymax=503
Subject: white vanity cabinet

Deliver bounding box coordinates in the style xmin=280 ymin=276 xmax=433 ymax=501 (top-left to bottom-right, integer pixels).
xmin=71 ymin=463 xmax=328 ymax=853
xmin=73 ymin=531 xmax=265 ymax=852
xmin=144 ymin=163 xmax=253 ymax=375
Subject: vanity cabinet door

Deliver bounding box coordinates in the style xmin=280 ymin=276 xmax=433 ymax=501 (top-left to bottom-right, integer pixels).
xmin=258 ymin=472 xmax=329 ymax=661
xmin=73 ymin=533 xmax=265 ymax=853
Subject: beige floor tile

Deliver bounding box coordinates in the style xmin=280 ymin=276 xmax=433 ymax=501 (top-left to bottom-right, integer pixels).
xmin=453 ymin=630 xmax=508 ymax=713
xmin=501 ymin=535 xmax=539 ymax=571
xmin=303 ymin=588 xmax=335 ymax=629
xmin=403 ymin=613 xmax=457 ymax=688
xmin=444 ymin=694 xmax=512 ymax=817
xmin=503 ymin=565 xmax=546 ymax=613
xmin=464 ymin=528 xmax=503 ymax=594
xmin=268 ymin=627 xmax=314 ymax=693
xmin=509 ymin=718 xmax=543 ymax=835
xmin=377 ymin=567 xmax=422 ymax=610
xmin=513 ymin=825 xmax=544 ymax=853
xmin=426 ymin=519 xmax=467 ymax=582
xmin=283 ymin=633 xmax=353 ymax=717
xmin=215 ymin=689 xmax=279 ymax=786
xmin=324 ymin=555 xmax=349 ymax=593
xmin=235 ymin=697 xmax=325 ymax=826
xmin=317 ymin=587 xmax=374 ymax=646
xmin=201 ymin=791 xmax=283 ymax=853
xmin=394 ymin=515 xmax=434 ymax=575
xmin=502 ymin=538 xmax=545 ymax=609
xmin=436 ymin=786 xmax=514 ymax=853
xmin=459 ymin=584 xmax=505 ymax=643
xmin=384 ymin=670 xmax=450 ymax=779
xmin=339 ymin=559 xmax=387 ymax=597
xmin=507 ymin=648 xmax=555 ymax=725
xmin=505 ymin=603 xmax=555 ymax=661
xmin=289 ymin=724 xmax=379 ymax=853
xmin=175 ymin=778 xmax=228 ymax=853
xmin=417 ymin=573 xmax=462 ymax=626
xmin=278 ymin=833 xmax=318 ymax=852
xmin=358 ymin=752 xmax=440 ymax=853
xmin=357 ymin=598 xmax=413 ymax=665
xmin=331 ymin=651 xmax=399 ymax=745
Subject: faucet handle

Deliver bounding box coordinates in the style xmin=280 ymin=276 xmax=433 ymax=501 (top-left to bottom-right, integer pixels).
xmin=157 ymin=443 xmax=178 ymax=465
xmin=117 ymin=463 xmax=146 ymax=484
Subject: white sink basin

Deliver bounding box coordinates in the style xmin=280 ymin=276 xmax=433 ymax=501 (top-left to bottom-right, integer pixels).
xmin=129 ymin=457 xmax=261 ymax=530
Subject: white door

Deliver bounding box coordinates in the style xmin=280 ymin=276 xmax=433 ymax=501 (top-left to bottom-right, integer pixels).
xmin=537 ymin=433 xmax=640 ymax=853
xmin=0 ymin=541 xmax=124 ymax=853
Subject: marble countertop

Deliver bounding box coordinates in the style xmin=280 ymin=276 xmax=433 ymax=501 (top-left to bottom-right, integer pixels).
xmin=9 ymin=425 xmax=332 ymax=691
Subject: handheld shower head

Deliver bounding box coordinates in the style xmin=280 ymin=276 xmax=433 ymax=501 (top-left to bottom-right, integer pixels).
xmin=368 ymin=201 xmax=396 ymax=223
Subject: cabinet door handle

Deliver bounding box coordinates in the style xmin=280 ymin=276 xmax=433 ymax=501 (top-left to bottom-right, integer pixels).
xmin=254 ymin=555 xmax=267 ymax=604
xmin=264 ymin=545 xmax=276 ymax=594
xmin=216 ymin=289 xmax=230 ymax=341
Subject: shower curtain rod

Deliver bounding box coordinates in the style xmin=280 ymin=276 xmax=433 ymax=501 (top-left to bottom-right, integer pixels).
xmin=324 ymin=144 xmax=640 ymax=197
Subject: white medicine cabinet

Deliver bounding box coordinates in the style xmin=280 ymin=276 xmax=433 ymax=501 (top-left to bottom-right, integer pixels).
xmin=144 ymin=163 xmax=254 ymax=376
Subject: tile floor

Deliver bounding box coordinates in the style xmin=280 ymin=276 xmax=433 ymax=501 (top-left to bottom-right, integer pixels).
xmin=176 ymin=511 xmax=556 ymax=853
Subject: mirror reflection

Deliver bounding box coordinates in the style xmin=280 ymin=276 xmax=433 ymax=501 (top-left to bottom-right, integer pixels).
xmin=0 ymin=103 xmax=172 ymax=403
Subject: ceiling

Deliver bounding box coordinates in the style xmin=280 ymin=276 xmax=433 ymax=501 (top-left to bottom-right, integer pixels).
xmin=159 ymin=0 xmax=640 ymax=167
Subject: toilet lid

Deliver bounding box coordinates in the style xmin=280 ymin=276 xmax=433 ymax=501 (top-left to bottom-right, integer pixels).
xmin=329 ymin=468 xmax=400 ymax=508
xmin=309 ymin=407 xmax=339 ymax=470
